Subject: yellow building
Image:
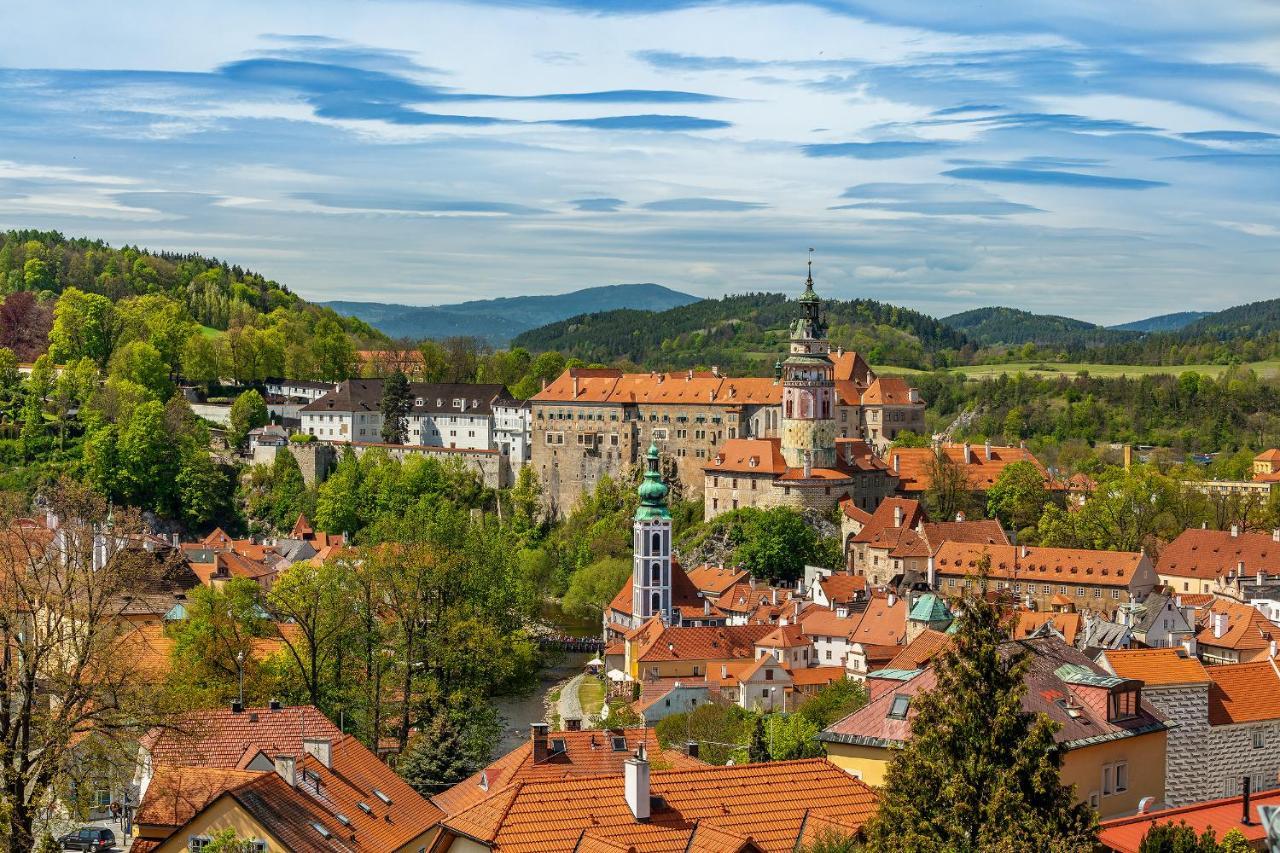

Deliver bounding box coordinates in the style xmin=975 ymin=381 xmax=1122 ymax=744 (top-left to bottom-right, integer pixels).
xmin=623 ymin=616 xmax=774 ymax=680
xmin=819 ymin=637 xmax=1168 ymax=820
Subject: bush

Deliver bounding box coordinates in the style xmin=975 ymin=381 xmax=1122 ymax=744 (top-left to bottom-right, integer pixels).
xmin=288 ymin=433 xmax=316 ymax=443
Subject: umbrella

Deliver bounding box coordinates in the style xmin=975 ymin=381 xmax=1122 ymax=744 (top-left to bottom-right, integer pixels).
xmin=606 ymin=669 xmax=628 ymax=682
xmin=586 ymin=657 xmax=604 ymax=666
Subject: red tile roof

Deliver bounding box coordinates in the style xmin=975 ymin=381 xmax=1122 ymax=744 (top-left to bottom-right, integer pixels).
xmin=860 ymin=376 xmax=915 ymax=405
xmin=135 ymin=767 xmax=259 ymax=829
xmin=1196 ymin=599 xmax=1276 ymax=652
xmin=684 ymin=564 xmax=750 ymax=597
xmin=608 ymin=562 xmax=703 ymax=620
xmin=757 ymin=624 xmax=811 ymax=649
xmin=816 ymin=573 xmax=866 ymax=604
xmin=1100 ymin=787 xmax=1280 ymax=853
xmin=846 ymin=595 xmax=907 ymax=648
xmin=790 ymin=665 xmax=848 ymax=688
xmin=1156 ymin=528 xmax=1280 ymax=581
xmin=634 ymin=625 xmax=774 ymax=663
xmin=849 ymin=498 xmax=925 ymax=545
xmin=440 ymin=758 xmax=878 ymax=853
xmin=1101 ymin=648 xmax=1211 ymax=688
xmin=885 ymin=629 xmax=951 ymax=670
xmin=708 ymin=438 xmax=787 ymax=475
xmin=140 ymin=705 xmax=343 ymax=769
xmin=933 ymin=542 xmax=1147 ymax=587
xmin=1207 ymin=660 xmax=1280 ymax=724
xmin=1013 ymin=611 xmax=1082 ymax=646
xmin=889 ymin=444 xmax=1057 ymax=492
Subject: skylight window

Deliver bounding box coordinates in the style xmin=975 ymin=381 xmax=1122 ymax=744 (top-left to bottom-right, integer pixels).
xmin=551 ymin=738 xmax=567 ymax=754
xmin=311 ymin=823 xmax=332 ymax=840
xmin=373 ymin=789 xmax=392 ymax=805
xmin=335 ymin=814 xmax=351 ymax=827
xmin=887 ymin=694 xmax=911 ymax=720
xmin=357 ymin=802 xmax=373 ymax=815
xmin=611 ymin=736 xmax=628 ymax=752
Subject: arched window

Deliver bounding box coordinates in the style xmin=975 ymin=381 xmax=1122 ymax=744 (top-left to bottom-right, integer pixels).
xmin=651 ymin=591 xmax=661 ymax=613
xmin=651 ymin=562 xmax=661 ymax=584
xmin=651 ymin=532 xmax=661 ymax=554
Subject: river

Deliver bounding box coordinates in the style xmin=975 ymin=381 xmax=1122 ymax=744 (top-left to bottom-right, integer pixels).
xmin=490 ymin=601 xmax=598 ymax=754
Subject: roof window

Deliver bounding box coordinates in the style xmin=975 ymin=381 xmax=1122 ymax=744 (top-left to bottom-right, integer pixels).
xmin=612 ymin=736 xmax=628 ymax=752
xmin=373 ymin=789 xmax=392 ymax=805
xmin=311 ymin=823 xmax=332 ymax=840
xmin=550 ymin=738 xmax=567 ymax=754
xmin=888 ymin=694 xmax=911 ymax=719
xmin=357 ymin=802 xmax=373 ymax=815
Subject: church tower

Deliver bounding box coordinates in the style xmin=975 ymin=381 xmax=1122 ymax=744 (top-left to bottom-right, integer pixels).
xmin=632 ymin=443 xmax=673 ymax=624
xmin=780 ymin=251 xmax=838 ymax=472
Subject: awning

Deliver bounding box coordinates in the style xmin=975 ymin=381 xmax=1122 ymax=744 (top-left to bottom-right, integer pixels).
xmin=586 ymin=657 xmax=604 ymax=666
xmin=607 ymin=668 xmax=629 ymax=682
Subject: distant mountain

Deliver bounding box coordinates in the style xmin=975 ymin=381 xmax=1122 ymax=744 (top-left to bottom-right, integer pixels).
xmin=322 ymin=283 xmax=700 ymax=343
xmin=1180 ymin=298 xmax=1280 ymax=340
xmin=1109 ymin=311 xmax=1212 ymax=333
xmin=941 ymin=306 xmax=1135 ymax=348
xmin=512 ymin=292 xmax=968 ymax=372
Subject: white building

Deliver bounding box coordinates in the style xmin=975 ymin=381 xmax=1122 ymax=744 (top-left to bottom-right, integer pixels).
xmin=299 ymin=380 xmax=516 ymax=453
xmin=494 ymin=397 xmax=532 ymax=478
xmin=265 ymin=379 xmax=338 ymax=402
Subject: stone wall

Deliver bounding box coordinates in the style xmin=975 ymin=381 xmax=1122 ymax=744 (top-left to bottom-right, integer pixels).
xmin=343 ymin=442 xmax=504 ymax=489
xmin=289 ymin=442 xmax=337 ymax=487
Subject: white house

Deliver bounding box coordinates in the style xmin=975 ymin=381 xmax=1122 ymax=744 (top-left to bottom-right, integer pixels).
xmin=265 ymin=379 xmax=337 ymax=402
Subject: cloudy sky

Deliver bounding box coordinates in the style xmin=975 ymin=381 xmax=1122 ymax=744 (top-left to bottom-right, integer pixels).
xmin=1 ymin=1 xmax=1278 ymax=323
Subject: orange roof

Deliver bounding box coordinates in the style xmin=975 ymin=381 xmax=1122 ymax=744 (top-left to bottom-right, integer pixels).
xmin=816 ymin=573 xmax=867 ymax=604
xmin=116 ymin=623 xmax=175 ymax=681
xmin=933 ymin=542 xmax=1147 ymax=587
xmin=830 ymin=350 xmax=872 ymax=385
xmin=433 ymin=728 xmax=699 ymax=816
xmin=684 ymin=564 xmax=749 ymax=597
xmin=1256 ymin=449 xmax=1280 ymax=462
xmin=135 ymin=767 xmax=259 ymax=829
xmin=790 ymin=665 xmax=847 ymax=687
xmin=1196 ymin=599 xmax=1275 ymax=651
xmin=440 ymin=758 xmax=878 ymax=853
xmin=840 ymin=497 xmax=874 ymax=525
xmin=889 ymin=443 xmax=1058 ymax=492
xmin=608 ymin=562 xmax=703 ymax=619
xmin=1207 ymin=660 xmax=1280 ymax=724
xmin=799 ymin=607 xmax=859 ymax=640
xmin=1013 ymin=611 xmax=1082 ymax=646
xmin=1100 ymin=787 xmax=1280 ymax=853
xmin=708 ymin=438 xmax=787 ymax=475
xmin=849 ymin=498 xmax=925 ymax=545
xmin=847 ymin=595 xmax=907 ymax=648
xmin=758 ymin=624 xmax=811 ymax=649
xmin=1102 ymin=648 xmax=1210 ymax=688
xmin=715 ymin=582 xmax=794 ymax=615
xmin=860 ymin=376 xmax=915 ymax=405
xmin=140 ymin=705 xmax=342 ymax=769
xmin=634 ymin=624 xmax=774 ymax=663
xmin=885 ymin=629 xmax=951 ymax=670
xmin=1156 ymin=528 xmax=1280 ymax=581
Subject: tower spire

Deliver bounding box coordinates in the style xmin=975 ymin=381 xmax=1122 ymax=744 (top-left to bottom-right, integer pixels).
xmin=635 ymin=443 xmax=670 ymax=520
xmin=801 ymin=247 xmax=817 ymax=302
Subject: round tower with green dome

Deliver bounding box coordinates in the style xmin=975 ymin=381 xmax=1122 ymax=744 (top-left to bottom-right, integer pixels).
xmin=632 ymin=443 xmax=673 ymax=624
xmin=780 ymin=250 xmax=838 ymax=471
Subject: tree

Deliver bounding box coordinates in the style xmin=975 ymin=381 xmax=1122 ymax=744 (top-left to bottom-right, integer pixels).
xmin=17 ymin=388 xmax=45 ymax=461
xmin=865 ymin=557 xmax=1097 ymax=852
xmin=507 ymin=465 xmax=544 ymax=544
xmin=1218 ymin=829 xmax=1251 ymax=853
xmin=49 ymin=358 xmax=98 ymax=449
xmin=175 ymin=449 xmax=231 ymax=528
xmin=181 ymin=332 xmax=221 ymax=386
xmin=267 ymin=557 xmax=360 ymax=712
xmin=107 ymin=340 xmax=172 ymax=400
xmin=763 ymin=712 xmax=823 ymax=760
xmin=796 ymin=678 xmax=868 ymax=729
xmin=0 ymin=483 xmax=170 ymax=853
xmin=380 ymin=369 xmax=411 ymax=444
xmin=167 ymin=578 xmax=272 ymax=708
xmin=115 ymin=400 xmax=176 ymax=509
xmin=655 ymin=704 xmax=754 ymax=766
xmin=397 ymin=714 xmax=473 ymax=796
xmin=266 ymin=449 xmax=308 ymax=530
xmin=986 ymin=460 xmax=1052 ymax=534
xmin=48 ymin=288 xmax=115 ymax=365
xmin=747 ymin=716 xmax=770 ymax=763
xmin=201 ymin=828 xmax=257 ymax=853
xmin=315 ymin=448 xmax=364 ymax=535
xmin=923 ymin=448 xmax=977 ymax=522
xmin=1038 ymin=465 xmax=1178 ymax=552
xmin=727 ymin=507 xmax=828 ymax=582
xmin=310 ymin=318 xmax=357 ymax=382
xmin=227 ymin=389 xmax=268 ymax=451
xmin=114 ymin=293 xmax=196 ymax=370
xmin=1136 ymin=821 xmax=1219 ymax=852
xmin=561 ymin=556 xmax=631 ymax=619
xmin=800 ymin=828 xmax=865 ymax=853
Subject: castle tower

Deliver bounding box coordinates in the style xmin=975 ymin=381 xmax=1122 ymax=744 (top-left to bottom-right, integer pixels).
xmin=632 ymin=443 xmax=673 ymax=625
xmin=780 ymin=252 xmax=838 ymax=470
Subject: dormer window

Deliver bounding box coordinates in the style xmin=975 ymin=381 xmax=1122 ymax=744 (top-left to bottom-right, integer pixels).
xmin=888 ymin=694 xmax=911 ymax=719
xmin=453 ymin=398 xmax=464 ymax=409
xmin=1109 ymin=687 xmax=1140 ymax=721
xmin=415 ymin=398 xmax=424 ymax=407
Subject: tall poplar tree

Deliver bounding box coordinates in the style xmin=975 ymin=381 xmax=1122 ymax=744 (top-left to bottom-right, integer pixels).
xmin=865 ymin=556 xmax=1097 ymax=853
xmin=380 ymin=369 xmax=410 ymax=444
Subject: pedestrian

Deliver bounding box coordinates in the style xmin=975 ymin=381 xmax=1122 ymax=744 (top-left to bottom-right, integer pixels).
xmin=110 ymin=800 xmax=122 ymax=829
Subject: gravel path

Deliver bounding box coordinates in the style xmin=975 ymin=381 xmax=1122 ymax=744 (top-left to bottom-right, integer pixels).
xmin=557 ymin=673 xmax=586 ymax=724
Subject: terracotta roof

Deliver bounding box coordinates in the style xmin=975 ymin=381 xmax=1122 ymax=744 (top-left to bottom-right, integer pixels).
xmin=634 ymin=624 xmax=774 ymax=663
xmin=777 ymin=466 xmax=854 ymax=482
xmin=885 ymin=629 xmax=951 ymax=670
xmin=301 ymin=379 xmax=509 ymax=415
xmin=685 ymin=564 xmax=750 ymax=597
xmin=757 ymin=624 xmax=811 ymax=649
xmin=849 ymin=498 xmax=925 ymax=545
xmin=1156 ymin=528 xmax=1280 ymax=581
xmin=889 ymin=444 xmax=1058 ymax=492
xmin=633 ymin=678 xmax=714 ymax=714
xmin=433 ymin=728 xmax=699 ymax=816
xmin=933 ymin=542 xmax=1147 ymax=587
xmin=790 ymin=666 xmax=848 ymax=688
xmin=608 ymin=562 xmax=703 ymax=620
xmin=1013 ymin=611 xmax=1082 ymax=646
xmin=833 ymin=438 xmax=891 ymax=474
xmin=1207 ymin=660 xmax=1280 ymax=724
xmin=707 ymin=438 xmax=788 ymax=476
xmin=135 ymin=767 xmax=259 ymax=829
xmin=1256 ymin=449 xmax=1280 ymax=462
xmin=1195 ymin=599 xmax=1276 ymax=652
xmin=1100 ymin=787 xmax=1280 ymax=853
xmin=715 ymin=583 xmax=793 ymax=615
xmin=140 ymin=705 xmax=343 ymax=769
xmin=847 ymin=595 xmax=907 ymax=648
xmin=830 ymin=350 xmax=872 ymax=385
xmin=816 ymin=573 xmax=866 ymax=604
xmin=921 ymin=520 xmax=1009 ymax=547
xmin=860 ymin=376 xmax=915 ymax=406
xmin=839 ymin=497 xmax=874 ymax=525
xmin=799 ymin=608 xmax=860 ymax=640
xmin=1101 ymin=648 xmax=1210 ymax=688
xmin=440 ymin=758 xmax=878 ymax=853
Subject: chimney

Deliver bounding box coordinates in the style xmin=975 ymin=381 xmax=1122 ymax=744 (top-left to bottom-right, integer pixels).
xmin=541 ymin=377 xmax=548 ymax=391
xmin=704 ymin=598 xmax=710 ymax=615
xmin=1243 ymin=776 xmax=1252 ymax=825
xmin=1182 ymin=636 xmax=1197 ymax=658
xmin=1214 ymin=612 xmax=1229 ymax=639
xmin=892 ymin=453 xmax=899 ymax=473
xmin=984 ymin=441 xmax=992 ymax=461
xmin=303 ymin=737 xmax=333 ymax=769
xmin=531 ymin=722 xmax=550 ymax=762
xmin=274 ymin=754 xmax=297 ymax=787
xmin=893 ymin=505 xmax=903 ymax=528
xmin=887 ymin=592 xmax=897 ymax=607
xmin=1274 ymin=528 xmax=1280 ymax=542
xmin=1231 ymin=524 xmax=1239 ymax=538
xmin=803 ymin=454 xmax=812 ymax=479
xmin=1260 ymin=571 xmax=1266 ymax=587
xmin=1138 ymin=796 xmax=1155 ymax=815
xmin=1021 ymin=545 xmax=1030 ymax=559
xmin=771 ymin=588 xmax=778 ymax=606
xmin=711 ymin=365 xmax=719 ymax=378
xmin=624 ymin=751 xmax=651 ymax=821
xmin=963 ymin=443 xmax=972 ymax=464
xmin=955 ymin=511 xmax=965 ymax=523
xmin=1123 ymin=444 xmax=1133 ymax=470
xmin=686 ymin=369 xmax=693 ymax=381
xmin=927 ymin=555 xmax=936 ymax=588
xmin=571 ymin=374 xmax=579 ymax=398
xmin=269 ymin=699 xmax=282 ymax=711
xmin=230 ymin=701 xmax=244 ymax=714
xmin=685 ymin=741 xmax=700 ymax=759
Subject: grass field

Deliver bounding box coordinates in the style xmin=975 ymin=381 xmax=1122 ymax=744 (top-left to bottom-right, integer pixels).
xmin=877 ymin=360 xmax=1280 ymax=381
xmin=577 ymin=676 xmax=605 ymax=718
xmin=199 ymin=325 xmax=223 ymax=338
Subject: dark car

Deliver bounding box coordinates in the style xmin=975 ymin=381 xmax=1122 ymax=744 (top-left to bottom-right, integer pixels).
xmin=59 ymin=827 xmax=115 ymax=851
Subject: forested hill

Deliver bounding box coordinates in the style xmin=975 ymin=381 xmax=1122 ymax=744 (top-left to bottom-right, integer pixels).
xmin=511 ymin=292 xmax=969 ymax=372
xmin=1180 ymin=298 xmax=1280 ymax=340
xmin=1109 ymin=311 xmax=1211 ymax=333
xmin=323 ymin=283 xmax=699 ymax=343
xmin=0 ymin=230 xmax=386 ymax=359
xmin=942 ymin=306 xmax=1136 ymax=348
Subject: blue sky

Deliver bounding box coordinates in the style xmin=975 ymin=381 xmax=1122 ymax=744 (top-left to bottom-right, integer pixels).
xmin=1 ymin=1 xmax=1278 ymax=323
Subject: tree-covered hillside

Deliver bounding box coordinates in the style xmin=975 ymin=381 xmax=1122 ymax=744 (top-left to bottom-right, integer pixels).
xmin=942 ymin=306 xmax=1134 ymax=348
xmin=512 ymin=292 xmax=969 ymax=371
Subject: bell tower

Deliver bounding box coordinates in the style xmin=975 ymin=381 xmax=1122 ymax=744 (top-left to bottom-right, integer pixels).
xmin=632 ymin=443 xmax=673 ymax=625
xmin=781 ymin=250 xmax=837 ymax=470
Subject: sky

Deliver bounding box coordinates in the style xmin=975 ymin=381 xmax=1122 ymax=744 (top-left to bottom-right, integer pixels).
xmin=1 ymin=1 xmax=1278 ymax=324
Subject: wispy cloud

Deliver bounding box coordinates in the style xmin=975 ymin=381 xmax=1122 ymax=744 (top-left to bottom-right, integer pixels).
xmin=640 ymin=197 xmax=766 ymax=211
xmin=941 ymin=167 xmax=1168 ymax=189
xmin=571 ymin=197 xmax=626 ymax=211
xmin=802 ymin=140 xmax=955 ymax=158
xmin=834 ymin=182 xmax=1043 ymax=215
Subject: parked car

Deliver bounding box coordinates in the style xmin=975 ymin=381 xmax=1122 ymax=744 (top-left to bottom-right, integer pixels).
xmin=59 ymin=827 xmax=115 ymax=850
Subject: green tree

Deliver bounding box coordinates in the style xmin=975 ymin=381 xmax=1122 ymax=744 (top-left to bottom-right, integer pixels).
xmin=923 ymin=448 xmax=977 ymax=522
xmin=380 ymin=369 xmax=411 ymax=444
xmin=310 ymin=318 xmax=357 ymax=381
xmin=763 ymin=712 xmax=823 ymax=760
xmin=115 ymin=400 xmax=176 ymax=509
xmin=181 ymin=331 xmax=221 ymax=385
xmin=267 ymin=558 xmax=360 ymax=711
xmin=1038 ymin=465 xmax=1178 ymax=552
xmin=727 ymin=507 xmax=828 ymax=582
xmin=865 ymin=558 xmax=1097 ymax=852
xmin=799 ymin=827 xmax=865 ymax=853
xmin=315 ymin=448 xmax=364 ymax=535
xmin=115 ymin=293 xmax=196 ymax=369
xmin=48 ymin=287 xmax=115 ymax=365
xmin=561 ymin=556 xmax=631 ymax=620
xmin=167 ymin=578 xmax=272 ymax=708
xmin=49 ymin=357 xmax=98 ymax=449
xmin=227 ymin=389 xmax=268 ymax=451
xmin=507 ymin=465 xmax=545 ymax=544
xmin=201 ymin=828 xmax=256 ymax=853
xmin=266 ymin=448 xmax=308 ymax=530
xmin=397 ymin=713 xmax=473 ymax=796
xmin=17 ymin=388 xmax=45 ymax=461
xmin=175 ymin=449 xmax=231 ymax=528
xmin=747 ymin=715 xmax=770 ymax=763
xmin=22 ymin=257 xmax=54 ymax=291
xmin=107 ymin=340 xmax=173 ymax=400
xmin=796 ymin=678 xmax=868 ymax=729
xmin=1135 ymin=821 xmax=1219 ymax=852
xmin=655 ymin=703 xmax=754 ymax=766
xmin=986 ymin=460 xmax=1052 ymax=534
xmin=1218 ymin=829 xmax=1250 ymax=853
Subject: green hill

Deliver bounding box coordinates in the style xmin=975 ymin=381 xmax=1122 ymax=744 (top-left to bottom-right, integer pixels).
xmin=1109 ymin=311 xmax=1211 ymax=333
xmin=512 ymin=292 xmax=967 ymax=372
xmin=322 ymin=283 xmax=699 ymax=343
xmin=1181 ymin=299 xmax=1280 ymax=340
xmin=941 ymin=306 xmax=1135 ymax=348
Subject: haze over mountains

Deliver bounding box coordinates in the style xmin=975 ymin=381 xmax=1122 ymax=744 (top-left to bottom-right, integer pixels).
xmin=321 ymin=284 xmax=698 ymax=343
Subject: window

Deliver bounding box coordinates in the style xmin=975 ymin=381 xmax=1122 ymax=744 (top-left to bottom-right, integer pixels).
xmin=651 ymin=592 xmax=661 ymax=612
xmin=1094 ymin=588 xmax=1102 ymax=599
xmin=765 ymin=668 xmax=774 ymax=680
xmin=651 ymin=562 xmax=661 ymax=584
xmin=651 ymin=532 xmax=661 ymax=553
xmin=948 ymin=578 xmax=956 ymax=588
xmin=888 ymin=694 xmax=911 ymax=719
xmin=1109 ymin=688 xmax=1140 ymax=721
xmin=1102 ymin=762 xmax=1128 ymax=796
xmin=1076 ymin=587 xmax=1085 ymax=597
xmin=189 ymin=837 xmax=212 ymax=851
xmin=1254 ymin=730 xmax=1265 ymax=749
xmin=1113 ymin=590 xmax=1121 ymax=599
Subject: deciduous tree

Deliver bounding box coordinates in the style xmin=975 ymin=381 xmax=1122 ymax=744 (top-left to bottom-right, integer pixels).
xmin=227 ymin=389 xmax=268 ymax=451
